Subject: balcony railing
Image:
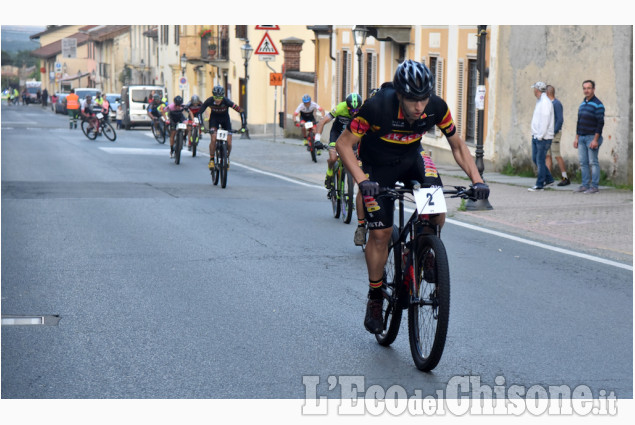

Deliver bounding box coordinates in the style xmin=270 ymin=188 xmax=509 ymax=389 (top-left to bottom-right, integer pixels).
xmin=201 ymin=33 xmax=229 ymax=62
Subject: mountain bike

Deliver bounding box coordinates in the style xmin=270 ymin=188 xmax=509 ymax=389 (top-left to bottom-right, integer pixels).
xmin=329 ymin=155 xmax=355 ymax=224
xmin=188 ymin=115 xmax=202 ymax=157
xmin=375 ymin=182 xmax=477 ymax=371
xmin=80 ymin=111 xmax=116 ymax=142
xmin=173 ymin=119 xmax=188 ymax=165
xmin=302 ymin=121 xmax=318 ymax=163
xmin=210 ymin=127 xmax=238 ymax=188
xmin=152 ymin=116 xmax=168 ymax=144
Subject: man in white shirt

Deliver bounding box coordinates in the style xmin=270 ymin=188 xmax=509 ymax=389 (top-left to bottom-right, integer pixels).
xmin=529 ymin=81 xmax=555 ymax=191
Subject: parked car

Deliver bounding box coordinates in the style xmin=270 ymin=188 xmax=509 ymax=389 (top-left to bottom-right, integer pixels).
xmin=74 ymin=88 xmax=100 ymax=109
xmin=104 ymin=93 xmax=121 ymax=120
xmin=54 ymin=93 xmax=68 ymax=114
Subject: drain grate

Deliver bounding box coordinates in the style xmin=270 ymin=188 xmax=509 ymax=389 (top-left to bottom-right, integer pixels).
xmin=1 ymin=315 xmax=61 ymax=326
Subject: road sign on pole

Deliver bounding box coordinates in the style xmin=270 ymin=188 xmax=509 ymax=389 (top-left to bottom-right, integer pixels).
xmin=255 ymin=25 xmax=280 ymax=30
xmin=254 ymin=33 xmax=279 ymax=55
xmin=270 ymin=73 xmax=283 ymax=86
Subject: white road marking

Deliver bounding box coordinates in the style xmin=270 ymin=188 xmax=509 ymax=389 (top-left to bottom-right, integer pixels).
xmin=95 ymin=144 xmax=631 ymax=271
xmin=99 ymin=147 xmax=167 ymax=156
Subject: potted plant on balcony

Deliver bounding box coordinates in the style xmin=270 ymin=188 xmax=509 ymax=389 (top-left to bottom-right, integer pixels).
xmin=207 ymin=43 xmax=217 ymax=58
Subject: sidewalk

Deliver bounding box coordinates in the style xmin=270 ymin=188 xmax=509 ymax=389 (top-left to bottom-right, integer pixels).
xmin=238 ymin=133 xmax=633 ymax=265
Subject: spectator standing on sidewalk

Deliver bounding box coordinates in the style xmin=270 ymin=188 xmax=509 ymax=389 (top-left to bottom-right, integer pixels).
xmin=545 ymin=85 xmax=570 ymax=186
xmin=528 ymin=81 xmax=555 ymax=191
xmin=573 ymin=80 xmax=605 ymax=194
xmin=42 ymin=88 xmax=49 ymax=107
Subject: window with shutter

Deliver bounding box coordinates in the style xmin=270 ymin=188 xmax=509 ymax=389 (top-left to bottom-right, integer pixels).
xmin=456 ymin=60 xmax=465 ymax=139
xmin=465 ymin=59 xmax=478 ymax=144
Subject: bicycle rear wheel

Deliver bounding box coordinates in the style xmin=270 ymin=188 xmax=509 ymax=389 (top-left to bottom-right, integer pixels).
xmin=220 ymin=143 xmax=228 ymax=188
xmin=174 ymin=131 xmax=183 ymax=164
xmin=341 ymin=169 xmax=354 ymax=224
xmin=81 ymin=119 xmax=97 ymax=140
xmin=376 ymin=226 xmax=403 ymax=346
xmin=407 ymin=234 xmax=450 ymax=371
xmin=102 ymin=121 xmax=116 ymax=141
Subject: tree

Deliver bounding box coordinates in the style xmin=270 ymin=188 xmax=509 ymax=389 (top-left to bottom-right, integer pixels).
xmin=1 ymin=50 xmax=12 ymax=66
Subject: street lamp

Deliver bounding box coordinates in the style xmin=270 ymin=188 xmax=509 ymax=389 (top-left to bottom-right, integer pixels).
xmin=180 ymin=53 xmax=187 ymax=98
xmin=352 ymin=25 xmax=369 ymax=97
xmin=240 ymin=40 xmax=253 ymax=139
xmin=466 ymin=25 xmax=493 ymax=211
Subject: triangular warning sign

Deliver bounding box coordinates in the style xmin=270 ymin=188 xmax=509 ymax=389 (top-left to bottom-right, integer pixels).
xmin=255 ymin=32 xmax=279 ymax=55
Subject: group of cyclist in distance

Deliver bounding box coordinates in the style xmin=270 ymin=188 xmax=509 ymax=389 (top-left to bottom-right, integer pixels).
xmin=147 ymin=85 xmax=245 ymax=168
xmin=147 ymin=60 xmax=490 ymax=336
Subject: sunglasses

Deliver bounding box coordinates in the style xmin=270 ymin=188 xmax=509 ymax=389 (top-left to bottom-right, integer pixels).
xmin=214 ymin=96 xmax=223 ymax=100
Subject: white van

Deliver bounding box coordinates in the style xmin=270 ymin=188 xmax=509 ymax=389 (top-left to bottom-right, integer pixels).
xmin=121 ymin=85 xmax=166 ymax=129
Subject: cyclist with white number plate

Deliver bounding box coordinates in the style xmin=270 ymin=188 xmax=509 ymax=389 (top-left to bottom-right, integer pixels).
xmin=164 ymin=95 xmax=190 ymax=158
xmin=335 ymin=60 xmax=490 ymax=335
xmin=200 ymin=85 xmax=245 ymax=170
xmin=186 ymin=94 xmax=203 ymax=149
xmin=294 ymin=94 xmax=324 ymax=149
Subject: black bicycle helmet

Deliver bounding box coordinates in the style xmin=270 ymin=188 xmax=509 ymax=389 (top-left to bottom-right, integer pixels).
xmin=174 ymin=95 xmax=183 ymax=106
xmin=345 ymin=93 xmax=362 ymax=110
xmin=393 ymin=59 xmax=434 ymax=100
xmin=153 ymin=94 xmax=161 ymax=102
xmin=212 ymin=85 xmax=224 ymax=97
xmin=190 ymin=94 xmax=201 ymax=105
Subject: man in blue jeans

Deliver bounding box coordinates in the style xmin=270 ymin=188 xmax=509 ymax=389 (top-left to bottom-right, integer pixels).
xmin=573 ymin=80 xmax=605 ymax=194
xmin=528 ymin=81 xmax=555 ymax=191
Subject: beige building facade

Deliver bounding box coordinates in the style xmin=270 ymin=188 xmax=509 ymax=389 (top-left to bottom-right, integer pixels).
xmin=28 ymin=25 xmax=632 ymax=184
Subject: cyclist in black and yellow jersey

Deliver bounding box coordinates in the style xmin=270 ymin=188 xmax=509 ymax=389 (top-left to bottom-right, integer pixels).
xmin=335 ymin=60 xmax=490 ymax=335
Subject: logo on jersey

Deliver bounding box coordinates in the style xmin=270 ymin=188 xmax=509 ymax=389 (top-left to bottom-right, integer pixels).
xmin=380 ymin=132 xmax=423 ymax=144
xmin=363 ymin=195 xmax=381 ymax=212
xmin=350 ymin=116 xmax=370 ymax=137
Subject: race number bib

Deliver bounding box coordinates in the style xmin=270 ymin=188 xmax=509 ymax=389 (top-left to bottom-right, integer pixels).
xmin=413 ymin=187 xmax=447 ymax=215
xmin=216 ymin=129 xmax=228 ymax=141
xmin=304 ymin=121 xmax=314 ymax=129
xmin=176 ymin=122 xmax=187 ymax=130
xmin=96 ymin=113 xmax=104 ymax=119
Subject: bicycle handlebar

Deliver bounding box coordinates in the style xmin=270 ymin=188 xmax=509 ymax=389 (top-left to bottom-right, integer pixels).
xmin=378 ymin=182 xmax=477 ymax=201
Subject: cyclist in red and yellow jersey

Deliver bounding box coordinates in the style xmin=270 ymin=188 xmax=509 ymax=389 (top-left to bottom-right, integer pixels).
xmin=335 ymin=60 xmax=490 ymax=335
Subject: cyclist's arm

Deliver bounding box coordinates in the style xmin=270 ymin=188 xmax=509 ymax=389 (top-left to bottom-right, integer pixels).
xmin=336 ymin=129 xmax=367 ymax=184
xmin=446 ymin=133 xmax=485 ymax=185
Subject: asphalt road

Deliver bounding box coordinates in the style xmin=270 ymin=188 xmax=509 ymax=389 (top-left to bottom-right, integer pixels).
xmin=1 ymin=106 xmax=632 ymax=406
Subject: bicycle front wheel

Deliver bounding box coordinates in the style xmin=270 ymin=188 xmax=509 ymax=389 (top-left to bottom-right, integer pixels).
xmin=341 ymin=170 xmax=354 ymax=224
xmin=220 ymin=143 xmax=228 ymax=188
xmin=174 ymin=131 xmax=183 ymax=164
xmin=408 ymin=234 xmax=450 ymax=371
xmin=376 ymin=226 xmax=403 ymax=346
xmin=309 ymin=136 xmax=317 ymax=163
xmin=331 ymin=163 xmax=341 ymax=219
xmin=102 ymin=121 xmax=117 ymax=142
xmin=192 ymin=128 xmax=198 ymax=157
xmin=153 ymin=121 xmax=166 ymax=144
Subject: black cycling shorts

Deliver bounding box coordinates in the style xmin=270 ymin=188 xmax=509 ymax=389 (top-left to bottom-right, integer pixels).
xmin=209 ymin=115 xmax=232 ymax=132
xmin=361 ymin=149 xmax=443 ymax=230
